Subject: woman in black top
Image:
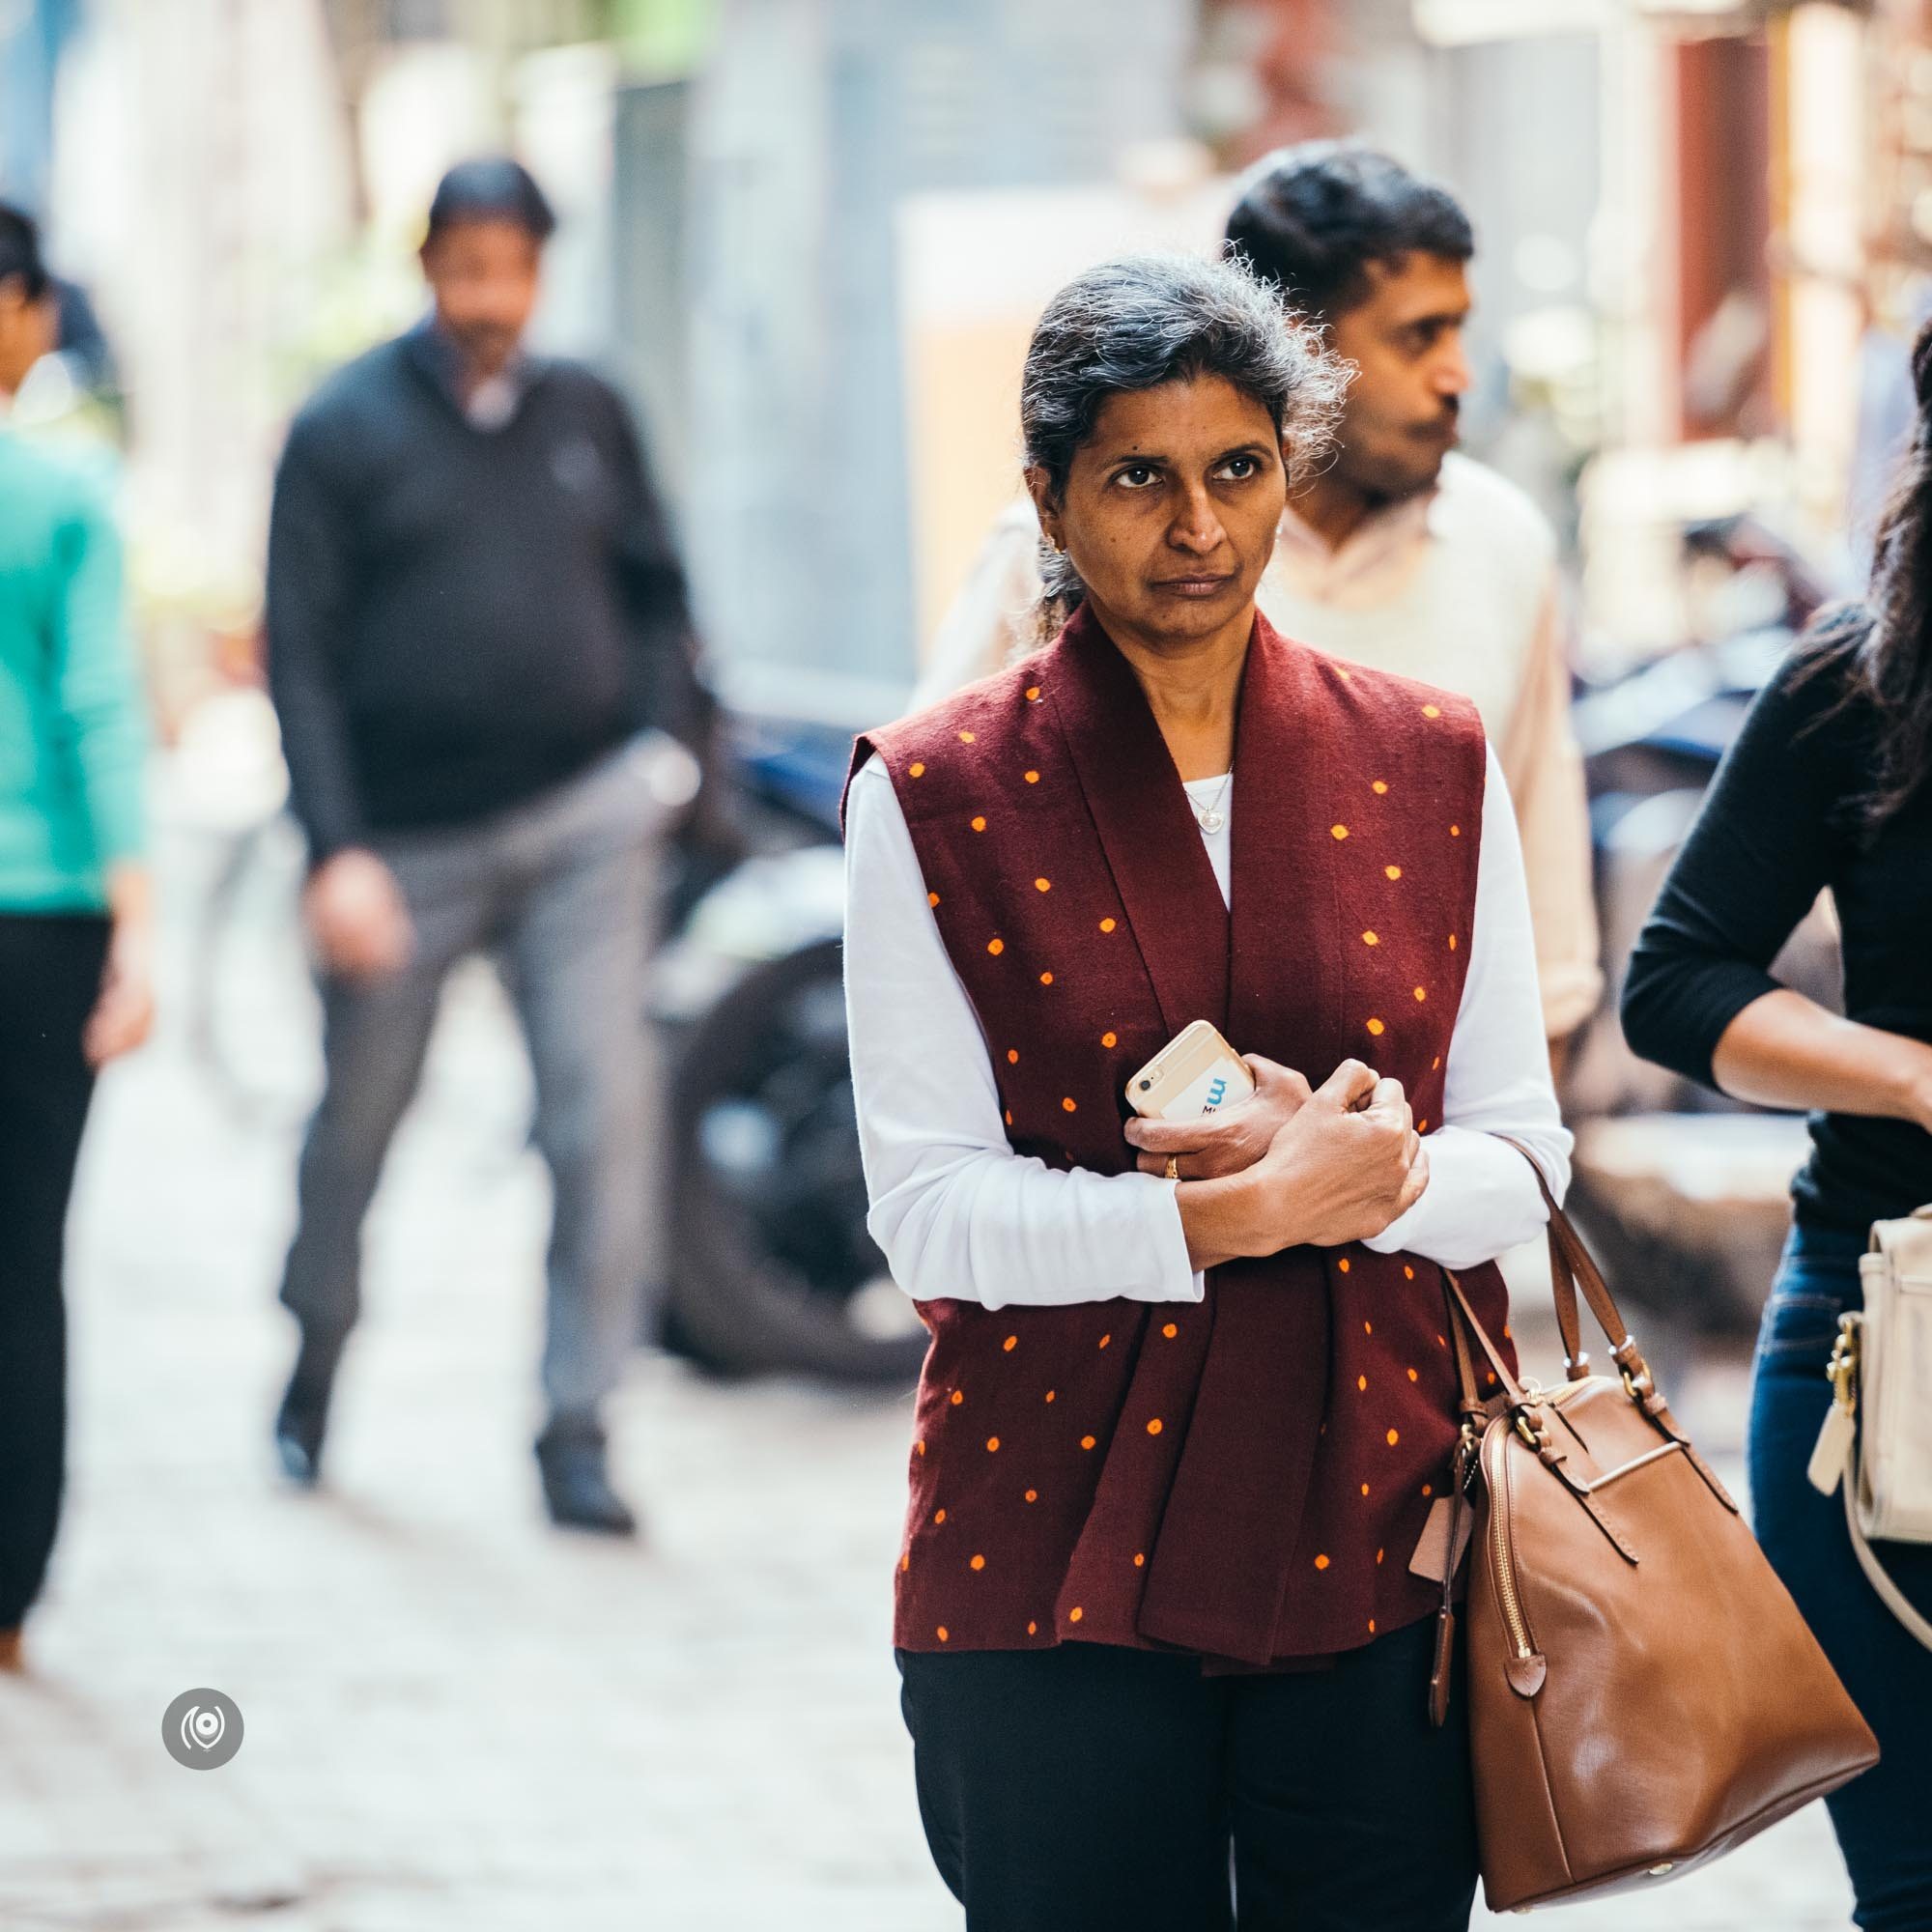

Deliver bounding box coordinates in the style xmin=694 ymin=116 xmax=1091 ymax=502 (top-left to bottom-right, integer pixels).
xmin=1623 ymin=325 xmax=1932 ymax=1929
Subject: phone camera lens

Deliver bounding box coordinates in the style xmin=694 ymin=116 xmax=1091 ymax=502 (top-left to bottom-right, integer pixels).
xmin=1137 ymin=1079 xmax=1151 ymax=1091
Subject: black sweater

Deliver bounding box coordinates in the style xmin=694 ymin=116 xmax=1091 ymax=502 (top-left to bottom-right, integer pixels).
xmin=266 ymin=327 xmax=701 ymax=856
xmin=1622 ymin=626 xmax=1932 ymax=1233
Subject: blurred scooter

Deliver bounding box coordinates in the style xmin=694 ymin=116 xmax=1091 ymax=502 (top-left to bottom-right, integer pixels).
xmin=653 ymin=673 xmax=929 ymax=1384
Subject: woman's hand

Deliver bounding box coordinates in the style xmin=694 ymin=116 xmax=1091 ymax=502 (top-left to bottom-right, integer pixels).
xmin=1124 ymin=1054 xmax=1314 ymax=1180
xmin=1257 ymin=1063 xmax=1428 ymax=1249
xmin=84 ymin=864 xmax=156 ymax=1068
xmin=1175 ymin=1059 xmax=1426 ymax=1266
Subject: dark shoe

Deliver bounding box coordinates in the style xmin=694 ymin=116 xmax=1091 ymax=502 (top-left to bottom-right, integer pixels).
xmin=536 ymin=1419 xmax=638 ymax=1538
xmin=273 ymin=1332 xmax=343 ymax=1488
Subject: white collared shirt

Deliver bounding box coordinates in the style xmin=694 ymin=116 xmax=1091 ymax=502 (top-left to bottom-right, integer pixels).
xmin=843 ymin=742 xmax=1572 ymax=1312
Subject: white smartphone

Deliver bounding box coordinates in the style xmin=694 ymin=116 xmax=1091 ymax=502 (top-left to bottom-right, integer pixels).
xmin=1123 ymin=1019 xmax=1256 ymax=1122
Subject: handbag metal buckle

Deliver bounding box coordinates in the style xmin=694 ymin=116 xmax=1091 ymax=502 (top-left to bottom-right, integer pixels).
xmin=1454 ymin=1420 xmax=1482 ymax=1497
xmin=1826 ymin=1315 xmax=1860 ymax=1416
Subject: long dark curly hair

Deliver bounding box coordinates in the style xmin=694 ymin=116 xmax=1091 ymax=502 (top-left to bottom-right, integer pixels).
xmin=1803 ymin=314 xmax=1932 ymax=833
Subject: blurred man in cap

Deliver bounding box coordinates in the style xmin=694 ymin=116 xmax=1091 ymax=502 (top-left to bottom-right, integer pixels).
xmin=266 ymin=156 xmax=709 ymax=1535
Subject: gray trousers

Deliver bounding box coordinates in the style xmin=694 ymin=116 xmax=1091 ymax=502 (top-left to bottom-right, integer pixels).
xmin=280 ymin=733 xmax=686 ymax=1426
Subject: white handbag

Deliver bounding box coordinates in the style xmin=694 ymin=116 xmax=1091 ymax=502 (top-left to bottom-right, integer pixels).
xmin=1807 ymin=1204 xmax=1932 ymax=1650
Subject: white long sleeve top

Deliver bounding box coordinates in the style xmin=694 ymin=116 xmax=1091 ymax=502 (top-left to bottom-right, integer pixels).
xmin=843 ymin=742 xmax=1572 ymax=1311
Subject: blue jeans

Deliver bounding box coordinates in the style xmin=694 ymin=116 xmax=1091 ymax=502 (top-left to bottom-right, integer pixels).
xmin=1751 ymin=1223 xmax=1932 ymax=1930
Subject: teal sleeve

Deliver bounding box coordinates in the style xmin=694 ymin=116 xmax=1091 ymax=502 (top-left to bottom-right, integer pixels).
xmin=51 ymin=484 xmax=148 ymax=868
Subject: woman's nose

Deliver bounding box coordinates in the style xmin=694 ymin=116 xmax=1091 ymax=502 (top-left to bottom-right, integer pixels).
xmin=1169 ymin=487 xmax=1226 ymax=554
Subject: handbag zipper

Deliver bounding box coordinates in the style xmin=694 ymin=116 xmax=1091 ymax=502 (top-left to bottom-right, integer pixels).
xmin=1492 ymin=1472 xmax=1533 ymax=1659
xmin=1486 ymin=1425 xmax=1547 ymax=1691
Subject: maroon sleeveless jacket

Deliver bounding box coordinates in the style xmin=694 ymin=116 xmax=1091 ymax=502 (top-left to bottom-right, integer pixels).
xmin=845 ymin=606 xmax=1515 ymax=1666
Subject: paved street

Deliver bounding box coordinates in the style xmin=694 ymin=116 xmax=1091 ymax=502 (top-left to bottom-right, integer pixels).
xmin=0 ymin=823 xmax=1859 ymax=1930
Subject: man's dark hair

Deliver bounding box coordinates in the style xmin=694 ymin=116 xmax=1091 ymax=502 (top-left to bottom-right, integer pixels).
xmin=425 ymin=157 xmax=556 ymax=243
xmin=0 ymin=202 xmax=49 ymax=300
xmin=1223 ymin=143 xmax=1473 ymax=322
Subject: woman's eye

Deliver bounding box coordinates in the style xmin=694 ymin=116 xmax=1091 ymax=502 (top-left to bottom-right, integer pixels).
xmin=1215 ymin=455 xmax=1261 ymax=480
xmin=1115 ymin=466 xmax=1159 ymax=489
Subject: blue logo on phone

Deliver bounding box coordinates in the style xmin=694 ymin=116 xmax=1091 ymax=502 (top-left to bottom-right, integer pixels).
xmin=1205 ymin=1076 xmax=1228 ymax=1111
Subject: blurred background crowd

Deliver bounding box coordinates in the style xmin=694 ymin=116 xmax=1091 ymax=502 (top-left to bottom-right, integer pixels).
xmin=1 ymin=1 xmax=1928 ymax=1927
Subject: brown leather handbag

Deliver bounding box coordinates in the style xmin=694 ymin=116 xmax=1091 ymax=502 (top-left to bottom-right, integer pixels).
xmin=1429 ymin=1151 xmax=1880 ymax=1914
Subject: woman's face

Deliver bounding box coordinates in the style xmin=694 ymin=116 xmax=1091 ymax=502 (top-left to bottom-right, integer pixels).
xmin=1032 ymin=374 xmax=1289 ymax=652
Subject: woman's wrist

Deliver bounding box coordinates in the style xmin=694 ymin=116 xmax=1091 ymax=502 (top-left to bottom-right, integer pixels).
xmin=104 ymin=860 xmax=154 ymax=930
xmin=1179 ymin=1161 xmax=1297 ymax=1265
xmin=1240 ymin=1156 xmax=1304 ymax=1255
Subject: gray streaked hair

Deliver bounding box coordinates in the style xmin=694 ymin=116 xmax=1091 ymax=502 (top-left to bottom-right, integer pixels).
xmin=1020 ymin=251 xmax=1345 ymax=630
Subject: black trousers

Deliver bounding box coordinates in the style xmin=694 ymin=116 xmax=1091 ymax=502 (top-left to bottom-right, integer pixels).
xmin=0 ymin=913 xmax=107 ymax=1627
xmin=897 ymin=1616 xmax=1478 ymax=1932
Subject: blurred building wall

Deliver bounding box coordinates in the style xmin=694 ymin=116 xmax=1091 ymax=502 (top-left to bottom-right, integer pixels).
xmin=895 ymin=168 xmax=1236 ymax=658
xmin=39 ymin=0 xmax=357 ymax=728
xmin=682 ymin=0 xmax=1201 ymax=702
xmin=610 ymin=75 xmax=692 ymax=503
xmin=0 ymin=0 xmax=83 ymax=213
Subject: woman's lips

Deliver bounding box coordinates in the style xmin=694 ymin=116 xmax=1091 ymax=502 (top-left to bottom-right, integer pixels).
xmin=1151 ymin=574 xmax=1236 ymax=598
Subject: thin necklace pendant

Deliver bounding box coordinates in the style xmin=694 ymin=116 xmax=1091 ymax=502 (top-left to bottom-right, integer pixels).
xmin=1188 ymin=775 xmax=1233 ymax=836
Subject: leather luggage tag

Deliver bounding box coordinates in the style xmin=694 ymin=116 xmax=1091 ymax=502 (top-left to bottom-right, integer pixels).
xmin=1408 ymin=1496 xmax=1474 ymax=1584
xmin=1807 ymin=1402 xmax=1855 ymax=1496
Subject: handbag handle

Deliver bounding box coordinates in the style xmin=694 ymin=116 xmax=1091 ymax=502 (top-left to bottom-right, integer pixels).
xmin=1452 ymin=1135 xmax=1741 ymax=1516
xmin=1843 ymin=1467 xmax=1932 ymax=1651
xmin=1492 ymin=1134 xmax=1647 ymax=1388
xmin=1435 ymin=1135 xmax=1656 ymax=1419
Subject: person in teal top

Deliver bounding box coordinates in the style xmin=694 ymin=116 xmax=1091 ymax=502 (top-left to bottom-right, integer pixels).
xmin=0 ymin=202 xmax=152 ymax=1672
xmin=0 ymin=394 xmax=145 ymax=908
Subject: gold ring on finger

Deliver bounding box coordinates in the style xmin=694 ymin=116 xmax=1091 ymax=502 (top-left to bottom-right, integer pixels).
xmin=1165 ymin=1155 xmax=1180 ymax=1182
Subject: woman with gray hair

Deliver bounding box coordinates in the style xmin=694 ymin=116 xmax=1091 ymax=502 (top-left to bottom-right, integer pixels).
xmin=840 ymin=253 xmax=1567 ymax=1928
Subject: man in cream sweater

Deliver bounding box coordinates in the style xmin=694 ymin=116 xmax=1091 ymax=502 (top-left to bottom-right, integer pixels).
xmin=920 ymin=145 xmax=1600 ymax=1049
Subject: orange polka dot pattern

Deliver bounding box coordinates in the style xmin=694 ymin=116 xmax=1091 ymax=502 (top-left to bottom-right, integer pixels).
xmin=846 ymin=610 xmax=1509 ymax=1660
